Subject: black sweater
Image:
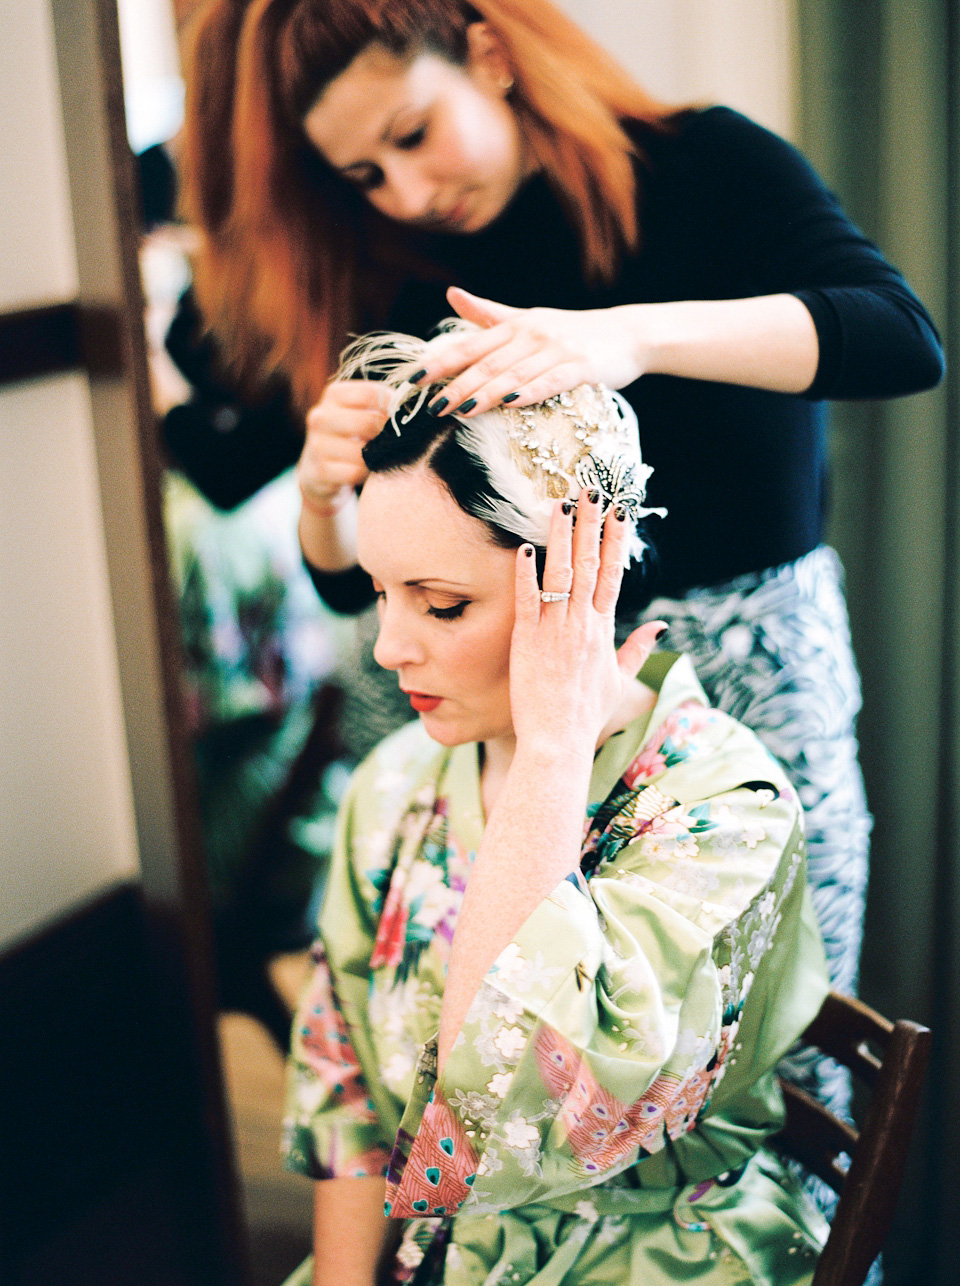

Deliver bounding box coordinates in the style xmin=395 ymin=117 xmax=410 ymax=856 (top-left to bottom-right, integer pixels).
xmin=163 ymin=107 xmax=943 ymax=608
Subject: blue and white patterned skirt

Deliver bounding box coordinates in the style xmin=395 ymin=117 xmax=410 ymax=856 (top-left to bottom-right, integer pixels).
xmin=640 ymin=545 xmax=872 ymax=1113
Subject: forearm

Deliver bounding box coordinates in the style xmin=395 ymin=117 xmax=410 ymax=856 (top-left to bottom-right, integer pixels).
xmin=627 ymin=294 xmax=819 ymax=394
xmin=299 ymin=492 xmax=360 ymax=573
xmin=312 ymin=1176 xmax=398 ymax=1286
xmin=437 ymin=745 xmax=592 ymax=1068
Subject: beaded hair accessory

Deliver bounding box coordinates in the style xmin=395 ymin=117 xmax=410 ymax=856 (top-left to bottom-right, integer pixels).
xmin=337 ymin=322 xmax=666 ymax=564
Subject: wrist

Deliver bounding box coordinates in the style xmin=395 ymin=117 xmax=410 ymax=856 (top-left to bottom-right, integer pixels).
xmin=510 ymin=736 xmax=595 ymax=780
xmin=617 ymin=301 xmax=672 ymax=376
xmin=300 ymin=485 xmax=353 ymax=518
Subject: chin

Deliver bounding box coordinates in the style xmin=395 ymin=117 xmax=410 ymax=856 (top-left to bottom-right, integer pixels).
xmin=418 ymin=710 xmax=511 ymax=747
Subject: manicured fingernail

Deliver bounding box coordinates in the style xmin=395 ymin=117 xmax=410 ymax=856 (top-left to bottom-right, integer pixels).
xmin=427 ymin=397 xmax=449 ymax=417
xmin=502 ymin=391 xmax=520 ymax=403
xmin=614 ymin=504 xmax=627 ymax=521
xmin=409 ymin=368 xmax=427 ymax=384
xmin=655 ymin=625 xmax=668 ymax=640
xmin=523 ymin=544 xmax=534 ymax=557
xmin=587 ymin=489 xmax=600 ymax=504
xmin=455 ymin=398 xmax=477 ymax=414
xmin=561 ymin=499 xmax=575 ymax=515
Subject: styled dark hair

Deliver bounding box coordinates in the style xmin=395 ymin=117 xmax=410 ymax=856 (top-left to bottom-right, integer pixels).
xmin=362 ymin=402 xmax=522 ymax=551
xmin=361 ymin=402 xmax=654 ymax=615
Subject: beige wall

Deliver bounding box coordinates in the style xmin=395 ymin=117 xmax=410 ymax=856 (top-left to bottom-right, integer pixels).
xmin=0 ymin=0 xmax=139 ymax=952
xmin=556 ymin=0 xmax=798 ymax=139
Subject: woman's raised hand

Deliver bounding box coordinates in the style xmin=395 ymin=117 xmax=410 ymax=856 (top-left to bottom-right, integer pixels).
xmin=415 ymin=287 xmax=650 ymax=417
xmin=510 ymin=491 xmax=665 ymax=761
xmin=297 ymin=379 xmax=393 ymax=516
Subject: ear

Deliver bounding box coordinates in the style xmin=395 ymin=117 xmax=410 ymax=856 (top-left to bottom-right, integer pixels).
xmin=464 ymin=21 xmax=514 ymax=96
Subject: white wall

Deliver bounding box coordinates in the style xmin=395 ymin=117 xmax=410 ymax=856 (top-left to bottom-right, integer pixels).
xmin=0 ymin=0 xmax=77 ymax=308
xmin=0 ymin=0 xmax=139 ymax=952
xmin=556 ymin=0 xmax=798 ymax=139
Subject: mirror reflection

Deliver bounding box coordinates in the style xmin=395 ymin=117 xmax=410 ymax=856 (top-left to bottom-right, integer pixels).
xmin=119 ymin=3 xmax=949 ymax=1286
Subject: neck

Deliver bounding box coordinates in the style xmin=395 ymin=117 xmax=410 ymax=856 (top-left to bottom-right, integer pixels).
xmin=479 ymin=677 xmax=657 ymax=817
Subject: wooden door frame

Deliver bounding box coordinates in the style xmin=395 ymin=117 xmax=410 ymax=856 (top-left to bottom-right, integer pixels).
xmin=0 ymin=1 xmax=249 ymax=1280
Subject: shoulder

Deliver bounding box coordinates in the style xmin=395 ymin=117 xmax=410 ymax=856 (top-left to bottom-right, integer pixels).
xmin=625 ymin=654 xmax=793 ymax=803
xmin=628 ymin=106 xmax=829 ymax=208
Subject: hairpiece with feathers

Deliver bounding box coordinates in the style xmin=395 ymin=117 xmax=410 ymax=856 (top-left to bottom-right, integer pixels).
xmin=336 ymin=321 xmax=666 ymax=563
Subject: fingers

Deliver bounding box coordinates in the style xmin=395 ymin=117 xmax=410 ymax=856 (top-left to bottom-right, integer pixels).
xmin=593 ymin=506 xmax=631 ymax=616
xmin=307 ymin=379 xmax=392 ymax=434
xmin=514 ymin=543 xmax=541 ymax=629
xmin=410 ymin=299 xmax=587 ymax=419
xmin=539 ymin=497 xmax=575 ymax=605
xmin=417 ymin=322 xmax=517 ymax=393
xmin=447 ymin=286 xmax=518 ymax=329
xmin=617 ymin=620 xmax=668 ymax=680
xmin=568 ymin=489 xmax=604 ymax=611
xmin=440 ymin=348 xmax=583 ymax=420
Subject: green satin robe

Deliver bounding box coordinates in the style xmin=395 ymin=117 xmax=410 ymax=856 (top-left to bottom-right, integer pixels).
xmin=282 ymin=654 xmax=830 ymax=1284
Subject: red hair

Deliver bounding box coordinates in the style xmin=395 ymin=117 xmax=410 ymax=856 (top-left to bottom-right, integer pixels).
xmin=182 ymin=0 xmax=671 ymax=411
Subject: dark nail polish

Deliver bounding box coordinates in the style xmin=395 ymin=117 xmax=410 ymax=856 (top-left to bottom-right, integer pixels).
xmin=427 ymin=397 xmax=449 ymax=417
xmin=614 ymin=504 xmax=627 ymax=521
xmin=588 ymin=489 xmax=600 ymax=504
xmin=502 ymin=391 xmax=520 ymax=403
xmin=409 ymin=368 xmax=427 ymax=384
xmin=561 ymin=499 xmax=575 ymax=515
xmin=523 ymin=544 xmax=535 ymax=557
xmin=456 ymin=398 xmax=477 ymax=414
xmin=655 ymin=625 xmax=668 ymax=640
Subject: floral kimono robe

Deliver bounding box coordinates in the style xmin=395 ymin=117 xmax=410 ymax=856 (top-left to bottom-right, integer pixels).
xmin=282 ymin=653 xmax=830 ymax=1285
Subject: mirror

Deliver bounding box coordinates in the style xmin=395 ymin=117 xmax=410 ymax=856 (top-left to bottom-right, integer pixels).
xmin=114 ymin=6 xmax=810 ymax=1284
xmin=115 ymin=5 xmax=957 ymax=1286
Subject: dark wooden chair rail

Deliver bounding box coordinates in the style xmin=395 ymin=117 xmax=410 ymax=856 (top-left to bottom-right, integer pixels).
xmin=775 ymin=991 xmax=931 ymax=1286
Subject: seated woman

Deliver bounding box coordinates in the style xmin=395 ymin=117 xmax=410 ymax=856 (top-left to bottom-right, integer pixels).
xmin=282 ymin=325 xmax=830 ymax=1285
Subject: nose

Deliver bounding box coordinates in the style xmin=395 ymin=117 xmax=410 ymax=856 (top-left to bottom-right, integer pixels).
xmin=377 ymin=158 xmax=440 ymax=223
xmin=372 ymin=598 xmax=426 ymax=672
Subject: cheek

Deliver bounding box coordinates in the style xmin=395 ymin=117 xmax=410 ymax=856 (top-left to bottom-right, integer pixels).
xmin=444 ymin=99 xmax=514 ymax=175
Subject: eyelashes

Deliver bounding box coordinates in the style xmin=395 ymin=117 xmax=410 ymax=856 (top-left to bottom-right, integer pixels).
xmin=427 ymin=601 xmax=468 ymax=620
xmin=396 ymin=124 xmax=427 ymax=150
xmin=373 ymin=590 xmax=469 ymax=621
xmin=346 ymin=123 xmax=428 ymax=191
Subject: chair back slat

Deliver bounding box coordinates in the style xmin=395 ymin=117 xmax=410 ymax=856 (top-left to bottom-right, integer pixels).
xmin=801 ymin=992 xmax=891 ymax=1087
xmin=774 ymin=994 xmax=930 ymax=1286
xmin=779 ymin=1082 xmax=857 ymax=1192
xmin=811 ymin=1019 xmax=931 ymax=1286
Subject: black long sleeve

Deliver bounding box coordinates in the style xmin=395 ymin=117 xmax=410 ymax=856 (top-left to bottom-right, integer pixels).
xmin=385 ymin=106 xmax=943 ymax=598
xmin=162 ymin=109 xmax=944 ymax=605
xmin=161 ymin=290 xmax=304 ymax=510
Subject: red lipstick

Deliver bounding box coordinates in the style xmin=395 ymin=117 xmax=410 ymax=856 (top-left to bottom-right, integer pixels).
xmin=408 ymin=692 xmax=442 ymax=713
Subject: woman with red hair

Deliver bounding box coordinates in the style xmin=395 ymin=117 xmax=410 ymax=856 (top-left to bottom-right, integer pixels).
xmin=168 ymin=0 xmax=940 ymax=1222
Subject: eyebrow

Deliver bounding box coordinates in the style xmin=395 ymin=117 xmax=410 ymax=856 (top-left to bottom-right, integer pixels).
xmin=405 ymin=579 xmax=472 ymax=592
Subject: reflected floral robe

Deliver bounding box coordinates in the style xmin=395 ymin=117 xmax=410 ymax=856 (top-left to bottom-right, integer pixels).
xmin=281 ymin=653 xmax=830 ymax=1285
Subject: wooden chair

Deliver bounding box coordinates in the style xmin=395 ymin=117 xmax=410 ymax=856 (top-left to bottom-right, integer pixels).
xmin=775 ymin=991 xmax=931 ymax=1286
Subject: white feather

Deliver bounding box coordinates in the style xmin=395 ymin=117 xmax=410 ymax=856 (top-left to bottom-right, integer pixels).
xmin=333 ymin=322 xmax=666 ymax=563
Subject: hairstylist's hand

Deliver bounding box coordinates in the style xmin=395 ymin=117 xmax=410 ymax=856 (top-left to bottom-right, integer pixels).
xmin=297 ymin=379 xmax=392 ymax=517
xmin=416 ymin=287 xmax=650 ymax=417
xmin=510 ymin=490 xmax=665 ymax=760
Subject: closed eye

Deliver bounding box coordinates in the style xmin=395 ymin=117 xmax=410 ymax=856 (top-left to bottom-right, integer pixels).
xmin=395 ymin=124 xmax=427 ymax=150
xmin=347 ymin=164 xmax=384 ymax=192
xmin=427 ymin=600 xmax=468 ymax=620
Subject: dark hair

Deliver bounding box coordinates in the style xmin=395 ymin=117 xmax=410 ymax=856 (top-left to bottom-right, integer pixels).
xmin=361 ymin=400 xmax=654 ymax=615
xmin=362 ymin=402 xmax=523 ymax=551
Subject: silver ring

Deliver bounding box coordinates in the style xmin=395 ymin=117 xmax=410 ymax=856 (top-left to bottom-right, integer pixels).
xmin=540 ymin=590 xmax=571 ymax=603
